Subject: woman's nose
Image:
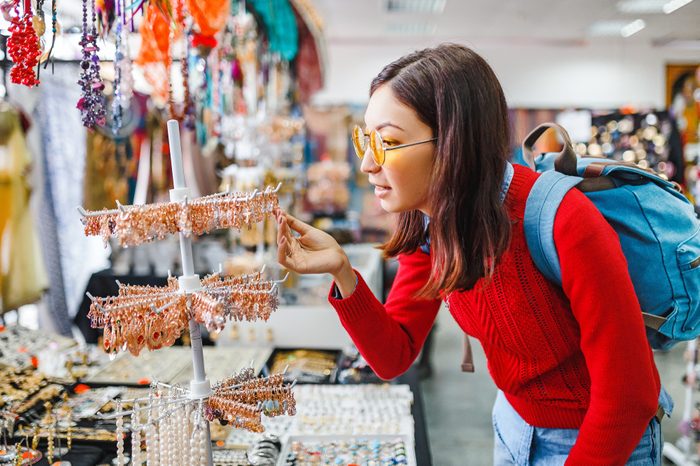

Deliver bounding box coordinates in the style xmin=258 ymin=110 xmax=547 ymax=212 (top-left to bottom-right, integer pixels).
xmin=360 ymin=148 xmax=380 ymax=174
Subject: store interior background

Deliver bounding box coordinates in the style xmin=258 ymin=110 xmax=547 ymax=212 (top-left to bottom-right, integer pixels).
xmin=1 ymin=0 xmax=699 ymax=465
xmin=308 ymin=2 xmax=700 ymax=464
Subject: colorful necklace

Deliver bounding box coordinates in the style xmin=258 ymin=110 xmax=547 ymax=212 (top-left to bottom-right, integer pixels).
xmin=77 ymin=0 xmax=106 ymax=128
xmin=7 ymin=0 xmax=42 ymax=87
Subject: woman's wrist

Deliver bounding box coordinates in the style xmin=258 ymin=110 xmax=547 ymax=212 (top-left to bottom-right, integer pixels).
xmin=331 ymin=253 xmax=357 ymax=298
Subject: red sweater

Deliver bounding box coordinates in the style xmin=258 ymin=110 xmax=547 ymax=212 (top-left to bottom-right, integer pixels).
xmin=329 ymin=164 xmax=660 ymax=465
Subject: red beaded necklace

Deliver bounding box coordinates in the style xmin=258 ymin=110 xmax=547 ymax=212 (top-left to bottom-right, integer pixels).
xmin=8 ymin=0 xmax=42 ymax=87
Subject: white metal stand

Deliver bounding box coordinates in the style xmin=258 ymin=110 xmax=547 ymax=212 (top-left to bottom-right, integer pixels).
xmin=167 ymin=119 xmax=213 ymax=466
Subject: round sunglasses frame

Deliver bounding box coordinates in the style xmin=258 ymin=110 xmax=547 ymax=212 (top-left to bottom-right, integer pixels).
xmin=352 ymin=125 xmax=437 ymax=166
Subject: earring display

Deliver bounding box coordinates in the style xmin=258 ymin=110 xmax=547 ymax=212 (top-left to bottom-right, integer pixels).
xmin=79 ymin=185 xmax=281 ymax=248
xmin=205 ymin=368 xmax=296 ymax=431
xmin=88 ymin=273 xmax=277 ymax=356
xmin=77 ymin=120 xmax=295 ymax=465
xmin=85 ymin=268 xmax=282 ymax=357
xmin=97 ymin=366 xmax=296 ymax=466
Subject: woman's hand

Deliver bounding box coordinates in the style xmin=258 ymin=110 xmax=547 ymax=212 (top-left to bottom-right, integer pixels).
xmin=275 ymin=209 xmax=357 ymax=296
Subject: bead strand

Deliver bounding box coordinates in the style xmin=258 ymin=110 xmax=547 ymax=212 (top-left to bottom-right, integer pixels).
xmin=181 ymin=403 xmax=191 ymax=466
xmin=166 ymin=408 xmax=175 ymax=466
xmin=175 ymin=405 xmax=185 ymax=466
xmin=7 ymin=1 xmax=42 ymax=87
xmin=111 ymin=16 xmax=123 ymax=134
xmin=115 ymin=401 xmax=125 ymax=466
xmin=147 ymin=401 xmax=160 ymax=466
xmin=76 ymin=0 xmax=106 ymax=128
xmin=131 ymin=403 xmax=142 ymax=466
xmin=198 ymin=423 xmax=206 ymax=466
xmin=158 ymin=404 xmax=168 ymax=466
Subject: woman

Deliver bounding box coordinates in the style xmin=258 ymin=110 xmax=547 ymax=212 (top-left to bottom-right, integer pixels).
xmin=275 ymin=43 xmax=671 ymax=465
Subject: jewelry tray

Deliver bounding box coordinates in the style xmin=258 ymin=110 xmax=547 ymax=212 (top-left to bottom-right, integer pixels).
xmin=276 ymin=434 xmax=417 ymax=466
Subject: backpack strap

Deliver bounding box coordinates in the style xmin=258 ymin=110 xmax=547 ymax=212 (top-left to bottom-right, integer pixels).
xmin=523 ymin=170 xmax=667 ymax=331
xmin=461 ymin=335 xmax=475 ymax=372
xmin=522 ymin=123 xmax=579 ymax=176
xmin=523 ymin=171 xmax=582 ymax=286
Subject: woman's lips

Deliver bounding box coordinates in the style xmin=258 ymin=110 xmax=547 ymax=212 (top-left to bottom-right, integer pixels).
xmin=374 ymin=185 xmax=391 ymax=198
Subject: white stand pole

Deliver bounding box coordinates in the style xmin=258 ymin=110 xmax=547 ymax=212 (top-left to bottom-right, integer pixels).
xmin=167 ymin=119 xmax=213 ymax=466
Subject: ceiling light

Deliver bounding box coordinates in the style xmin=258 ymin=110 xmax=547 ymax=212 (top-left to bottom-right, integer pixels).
xmin=616 ymin=0 xmax=667 ymax=13
xmin=384 ymin=0 xmax=447 ymax=14
xmin=663 ymin=0 xmax=694 ymax=13
xmin=386 ymin=22 xmax=437 ymax=35
xmin=621 ymin=19 xmax=646 ymax=37
xmin=589 ymin=20 xmax=630 ymax=36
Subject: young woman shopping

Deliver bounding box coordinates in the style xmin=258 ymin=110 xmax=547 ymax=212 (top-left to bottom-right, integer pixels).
xmin=275 ymin=43 xmax=672 ymax=465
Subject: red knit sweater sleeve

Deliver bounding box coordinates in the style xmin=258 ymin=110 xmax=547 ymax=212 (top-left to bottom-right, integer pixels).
xmin=553 ymin=189 xmax=660 ymax=465
xmin=328 ymin=250 xmax=441 ymax=380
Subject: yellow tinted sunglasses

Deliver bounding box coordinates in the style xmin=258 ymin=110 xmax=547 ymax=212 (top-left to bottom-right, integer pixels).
xmin=351 ymin=125 xmax=437 ymax=166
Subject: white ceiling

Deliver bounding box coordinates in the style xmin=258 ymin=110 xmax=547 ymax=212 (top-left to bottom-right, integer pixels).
xmin=52 ymin=0 xmax=699 ymax=49
xmin=310 ymin=0 xmax=700 ymax=48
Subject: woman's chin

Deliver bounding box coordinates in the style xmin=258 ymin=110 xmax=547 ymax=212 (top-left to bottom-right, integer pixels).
xmin=378 ymin=197 xmax=396 ymax=212
xmin=379 ymin=197 xmax=407 ymax=214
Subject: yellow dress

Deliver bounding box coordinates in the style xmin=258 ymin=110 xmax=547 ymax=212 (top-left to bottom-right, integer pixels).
xmin=0 ymin=109 xmax=48 ymax=313
xmin=0 ymin=154 xmax=10 ymax=302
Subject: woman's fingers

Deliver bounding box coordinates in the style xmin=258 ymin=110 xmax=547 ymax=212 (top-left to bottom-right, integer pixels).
xmin=276 ymin=213 xmax=285 ymax=244
xmin=281 ymin=219 xmax=297 ymax=248
xmin=277 ymin=237 xmax=297 ymax=271
xmin=275 ymin=210 xmax=311 ymax=273
xmin=277 ymin=237 xmax=288 ymax=262
xmin=284 ymin=213 xmax=312 ymax=235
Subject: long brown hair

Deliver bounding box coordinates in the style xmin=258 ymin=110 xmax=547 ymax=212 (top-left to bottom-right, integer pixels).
xmin=373 ymin=43 xmax=512 ymax=297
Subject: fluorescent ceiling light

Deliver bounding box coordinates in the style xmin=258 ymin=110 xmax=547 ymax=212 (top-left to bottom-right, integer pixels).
xmin=385 ymin=0 xmax=447 ymax=14
xmin=663 ymin=0 xmax=694 ymax=13
xmin=589 ymin=20 xmax=630 ymax=36
xmin=621 ymin=19 xmax=646 ymax=37
xmin=617 ymin=0 xmax=667 ymax=13
xmin=386 ymin=22 xmax=437 ymax=35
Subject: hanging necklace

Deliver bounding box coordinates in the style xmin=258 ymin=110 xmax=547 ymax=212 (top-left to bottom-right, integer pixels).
xmin=77 ymin=0 xmax=106 ymax=128
xmin=7 ymin=0 xmax=42 ymax=87
xmin=111 ymin=0 xmax=124 ymax=135
xmin=168 ymin=0 xmax=193 ymax=126
xmin=42 ymin=0 xmax=58 ymax=72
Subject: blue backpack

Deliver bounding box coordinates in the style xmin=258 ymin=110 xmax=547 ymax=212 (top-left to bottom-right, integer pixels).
xmin=522 ymin=123 xmax=700 ymax=350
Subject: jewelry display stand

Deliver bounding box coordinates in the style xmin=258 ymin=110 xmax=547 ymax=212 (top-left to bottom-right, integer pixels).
xmin=168 ymin=120 xmax=213 ymax=466
xmin=168 ymin=118 xmax=214 ymax=465
xmin=78 ymin=120 xmax=295 ymax=466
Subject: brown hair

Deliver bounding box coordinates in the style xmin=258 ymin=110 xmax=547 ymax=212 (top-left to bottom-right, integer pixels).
xmin=372 ymin=43 xmax=512 ymax=297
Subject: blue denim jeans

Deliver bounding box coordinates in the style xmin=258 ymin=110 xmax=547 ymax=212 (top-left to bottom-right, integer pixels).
xmin=492 ymin=388 xmax=674 ymax=465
